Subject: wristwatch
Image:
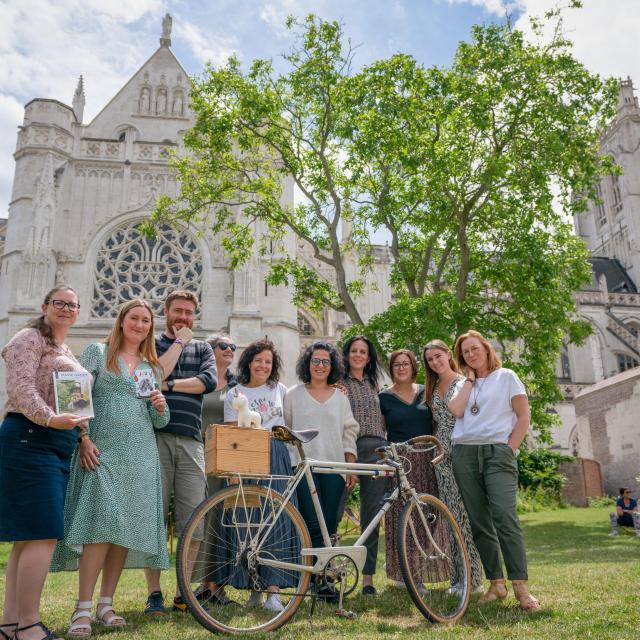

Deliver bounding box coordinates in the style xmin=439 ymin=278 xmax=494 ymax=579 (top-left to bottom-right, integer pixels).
xmin=175 ymin=338 xmax=186 ymax=348
xmin=167 ymin=379 xmax=175 ymax=392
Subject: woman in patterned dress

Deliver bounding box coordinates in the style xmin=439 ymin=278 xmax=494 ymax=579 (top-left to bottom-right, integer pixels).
xmin=423 ymin=339 xmax=484 ymax=593
xmin=52 ymin=299 xmax=170 ymax=637
xmin=380 ymin=349 xmax=448 ymax=587
xmin=0 ymin=286 xmax=87 ymax=640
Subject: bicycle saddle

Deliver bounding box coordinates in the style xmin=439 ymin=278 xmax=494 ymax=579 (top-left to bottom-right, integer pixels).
xmin=271 ymin=425 xmax=319 ymax=444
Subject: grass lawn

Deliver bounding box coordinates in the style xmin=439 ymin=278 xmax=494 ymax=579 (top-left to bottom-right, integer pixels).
xmin=1 ymin=506 xmax=637 ymax=639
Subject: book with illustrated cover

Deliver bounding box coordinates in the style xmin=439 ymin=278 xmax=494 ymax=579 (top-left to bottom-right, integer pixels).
xmin=53 ymin=371 xmax=94 ymax=418
xmin=133 ymin=368 xmax=157 ymax=399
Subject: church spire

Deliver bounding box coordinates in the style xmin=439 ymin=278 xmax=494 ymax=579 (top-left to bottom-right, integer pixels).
xmin=160 ymin=13 xmax=172 ymax=47
xmin=72 ymin=75 xmax=85 ymax=123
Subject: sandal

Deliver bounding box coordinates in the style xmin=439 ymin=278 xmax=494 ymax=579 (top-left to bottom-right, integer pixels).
xmin=68 ymin=601 xmax=92 ymax=638
xmin=512 ymin=580 xmax=541 ymax=611
xmin=15 ymin=621 xmax=62 ymax=640
xmin=95 ymin=597 xmax=126 ymax=627
xmin=478 ymin=579 xmax=507 ymax=605
xmin=0 ymin=623 xmax=17 ymax=640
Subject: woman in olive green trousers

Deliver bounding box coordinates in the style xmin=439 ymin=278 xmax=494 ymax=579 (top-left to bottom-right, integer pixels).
xmin=448 ymin=330 xmax=540 ymax=611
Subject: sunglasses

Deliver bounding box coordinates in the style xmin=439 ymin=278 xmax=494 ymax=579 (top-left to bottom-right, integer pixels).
xmin=217 ymin=342 xmax=237 ymax=352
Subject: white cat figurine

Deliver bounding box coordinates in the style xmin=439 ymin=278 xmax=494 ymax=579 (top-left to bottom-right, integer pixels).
xmin=232 ymin=391 xmax=262 ymax=429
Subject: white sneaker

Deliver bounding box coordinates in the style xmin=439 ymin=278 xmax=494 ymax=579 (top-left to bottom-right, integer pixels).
xmin=390 ymin=580 xmax=406 ymax=589
xmin=245 ymin=590 xmax=263 ymax=608
xmin=417 ymin=583 xmax=429 ymax=597
xmin=263 ymin=593 xmax=284 ymax=612
xmin=608 ymin=530 xmax=619 ymax=537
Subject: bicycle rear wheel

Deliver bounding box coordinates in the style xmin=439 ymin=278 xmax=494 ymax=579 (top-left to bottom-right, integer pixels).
xmin=176 ymin=484 xmax=312 ymax=634
xmin=397 ymin=493 xmax=471 ymax=624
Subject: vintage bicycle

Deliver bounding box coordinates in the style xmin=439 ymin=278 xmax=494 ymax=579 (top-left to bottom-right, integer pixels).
xmin=176 ymin=427 xmax=471 ymax=635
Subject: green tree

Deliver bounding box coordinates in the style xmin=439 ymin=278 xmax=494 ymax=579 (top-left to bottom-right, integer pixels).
xmin=150 ymin=9 xmax=617 ymax=439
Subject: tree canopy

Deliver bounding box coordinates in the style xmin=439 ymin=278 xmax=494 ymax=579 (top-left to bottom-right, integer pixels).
xmin=151 ymin=8 xmax=618 ymax=439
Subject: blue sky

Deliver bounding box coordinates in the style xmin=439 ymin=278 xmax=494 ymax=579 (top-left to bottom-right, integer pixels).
xmin=1 ymin=0 xmax=639 ymax=217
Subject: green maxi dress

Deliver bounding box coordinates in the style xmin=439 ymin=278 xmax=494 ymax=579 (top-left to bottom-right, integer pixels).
xmin=51 ymin=343 xmax=170 ymax=570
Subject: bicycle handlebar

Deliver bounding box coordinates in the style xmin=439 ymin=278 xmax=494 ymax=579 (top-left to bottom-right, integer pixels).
xmin=375 ymin=435 xmax=445 ymax=467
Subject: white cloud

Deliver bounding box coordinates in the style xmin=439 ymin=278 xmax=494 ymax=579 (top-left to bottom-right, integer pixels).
xmin=174 ymin=19 xmax=238 ymax=66
xmin=444 ymin=0 xmax=523 ymax=15
xmin=0 ymin=94 xmax=24 ymax=215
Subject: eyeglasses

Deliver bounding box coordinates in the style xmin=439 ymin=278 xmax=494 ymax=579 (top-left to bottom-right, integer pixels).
xmin=392 ymin=362 xmax=412 ymax=369
xmin=50 ymin=300 xmax=80 ymax=311
xmin=217 ymin=342 xmax=236 ymax=352
xmin=310 ymin=357 xmax=331 ymax=367
xmin=462 ymin=345 xmax=483 ymax=357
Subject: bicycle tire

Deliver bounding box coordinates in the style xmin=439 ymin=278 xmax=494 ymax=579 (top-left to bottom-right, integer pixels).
xmin=176 ymin=484 xmax=312 ymax=635
xmin=397 ymin=493 xmax=471 ymax=624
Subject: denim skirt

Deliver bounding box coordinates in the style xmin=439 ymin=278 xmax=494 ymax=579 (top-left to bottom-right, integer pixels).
xmin=0 ymin=413 xmax=77 ymax=541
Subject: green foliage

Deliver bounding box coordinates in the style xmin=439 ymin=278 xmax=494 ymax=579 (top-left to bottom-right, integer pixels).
xmin=517 ymin=447 xmax=574 ymax=494
xmin=152 ymin=7 xmax=618 ymax=440
xmin=517 ymin=486 xmax=566 ymax=513
xmin=588 ymin=495 xmax=617 ymax=508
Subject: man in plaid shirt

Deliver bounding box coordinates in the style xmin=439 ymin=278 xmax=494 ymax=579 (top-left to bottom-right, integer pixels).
xmin=144 ymin=290 xmax=217 ymax=614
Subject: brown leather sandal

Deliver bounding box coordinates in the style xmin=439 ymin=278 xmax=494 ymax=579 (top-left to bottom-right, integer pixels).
xmin=478 ymin=579 xmax=508 ymax=605
xmin=512 ymin=580 xmax=541 ymax=611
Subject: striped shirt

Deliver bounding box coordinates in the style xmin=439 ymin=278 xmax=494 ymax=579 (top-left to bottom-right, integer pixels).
xmin=156 ymin=334 xmax=217 ymax=441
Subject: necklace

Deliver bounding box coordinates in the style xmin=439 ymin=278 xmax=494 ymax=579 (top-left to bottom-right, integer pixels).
xmin=470 ymin=377 xmax=488 ymax=415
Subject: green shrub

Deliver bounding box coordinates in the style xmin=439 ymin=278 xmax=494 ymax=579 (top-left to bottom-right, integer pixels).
xmin=587 ymin=495 xmax=616 ymax=508
xmin=517 ymin=447 xmax=573 ymax=497
xmin=517 ymin=486 xmax=565 ymax=513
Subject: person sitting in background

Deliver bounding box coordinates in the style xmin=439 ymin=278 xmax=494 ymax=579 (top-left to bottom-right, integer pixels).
xmin=609 ymin=488 xmax=640 ymax=536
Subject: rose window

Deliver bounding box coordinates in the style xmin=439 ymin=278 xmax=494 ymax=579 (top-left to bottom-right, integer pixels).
xmin=91 ymin=220 xmax=202 ymax=318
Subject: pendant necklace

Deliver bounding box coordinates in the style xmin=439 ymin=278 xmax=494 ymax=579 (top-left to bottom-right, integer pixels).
xmin=470 ymin=377 xmax=487 ymax=415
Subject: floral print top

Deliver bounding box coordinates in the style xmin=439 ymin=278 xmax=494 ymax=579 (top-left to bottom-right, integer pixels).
xmin=2 ymin=328 xmax=85 ymax=426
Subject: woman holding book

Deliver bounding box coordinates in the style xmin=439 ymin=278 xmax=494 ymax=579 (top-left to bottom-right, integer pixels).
xmin=51 ymin=299 xmax=170 ymax=637
xmin=0 ymin=285 xmax=87 ymax=640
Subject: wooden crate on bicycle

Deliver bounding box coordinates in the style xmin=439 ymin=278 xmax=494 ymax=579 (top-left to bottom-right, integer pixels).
xmin=204 ymin=424 xmax=271 ymax=476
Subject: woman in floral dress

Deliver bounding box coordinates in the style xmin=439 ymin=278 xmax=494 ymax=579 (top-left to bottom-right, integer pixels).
xmin=423 ymin=339 xmax=484 ymax=593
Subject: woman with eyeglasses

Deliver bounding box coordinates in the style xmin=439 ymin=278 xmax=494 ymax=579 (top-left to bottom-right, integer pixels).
xmin=341 ymin=335 xmax=385 ymax=595
xmin=380 ymin=349 xmax=445 ymax=588
xmin=448 ymin=330 xmax=539 ymax=610
xmin=284 ymin=342 xmax=359 ymax=571
xmin=0 ymin=286 xmax=87 ymax=640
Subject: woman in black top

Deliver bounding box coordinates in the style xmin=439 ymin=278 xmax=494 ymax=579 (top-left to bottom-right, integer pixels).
xmin=379 ymin=349 xmax=443 ymax=588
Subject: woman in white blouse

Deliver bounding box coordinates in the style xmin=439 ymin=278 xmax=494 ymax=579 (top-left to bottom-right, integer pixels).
xmin=448 ymin=330 xmax=540 ymax=611
xmin=284 ymin=341 xmax=358 ymax=557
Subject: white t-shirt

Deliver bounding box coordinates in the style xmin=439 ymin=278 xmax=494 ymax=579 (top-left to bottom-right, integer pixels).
xmin=223 ymin=382 xmax=287 ymax=431
xmin=283 ymin=384 xmax=359 ymax=467
xmin=451 ymin=368 xmax=526 ymax=445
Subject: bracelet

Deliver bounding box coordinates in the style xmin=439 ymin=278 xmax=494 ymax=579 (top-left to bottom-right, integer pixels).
xmin=465 ymin=378 xmax=474 ymax=384
xmin=77 ymin=433 xmax=90 ymax=444
xmin=174 ymin=338 xmax=186 ymax=348
xmin=46 ymin=414 xmax=53 ymax=427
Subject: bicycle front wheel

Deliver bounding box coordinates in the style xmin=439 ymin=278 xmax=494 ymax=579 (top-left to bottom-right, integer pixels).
xmin=177 ymin=484 xmax=312 ymax=635
xmin=397 ymin=493 xmax=471 ymax=624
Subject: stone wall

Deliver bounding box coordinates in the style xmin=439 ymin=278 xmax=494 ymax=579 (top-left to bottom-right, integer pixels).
xmin=560 ymin=458 xmax=604 ymax=506
xmin=573 ymin=367 xmax=640 ymax=495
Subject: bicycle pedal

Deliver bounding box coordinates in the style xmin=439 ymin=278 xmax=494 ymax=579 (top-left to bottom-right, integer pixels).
xmin=335 ymin=608 xmax=356 ymax=619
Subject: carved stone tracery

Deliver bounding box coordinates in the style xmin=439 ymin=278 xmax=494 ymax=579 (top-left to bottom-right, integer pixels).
xmin=91 ymin=220 xmax=202 ymax=318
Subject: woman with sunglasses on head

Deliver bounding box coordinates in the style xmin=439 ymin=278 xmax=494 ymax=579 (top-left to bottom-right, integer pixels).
xmin=448 ymin=330 xmax=539 ymax=611
xmin=0 ymin=286 xmax=87 ymax=640
xmin=284 ymin=342 xmax=359 ymax=571
xmin=422 ymin=340 xmax=483 ymax=594
xmin=194 ymin=335 xmax=239 ymax=605
xmin=380 ymin=349 xmax=447 ymax=589
xmin=51 ymin=299 xmax=170 ymax=637
xmin=341 ymin=335 xmax=385 ymax=595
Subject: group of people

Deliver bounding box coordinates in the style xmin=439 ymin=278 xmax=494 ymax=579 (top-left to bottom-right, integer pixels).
xmin=0 ymin=285 xmax=539 ymax=640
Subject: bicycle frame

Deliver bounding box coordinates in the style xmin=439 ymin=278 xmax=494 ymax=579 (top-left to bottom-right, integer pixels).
xmin=229 ymin=441 xmax=430 ymax=578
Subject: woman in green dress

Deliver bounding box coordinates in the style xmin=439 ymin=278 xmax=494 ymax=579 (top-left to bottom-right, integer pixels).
xmin=51 ymin=299 xmax=170 ymax=637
